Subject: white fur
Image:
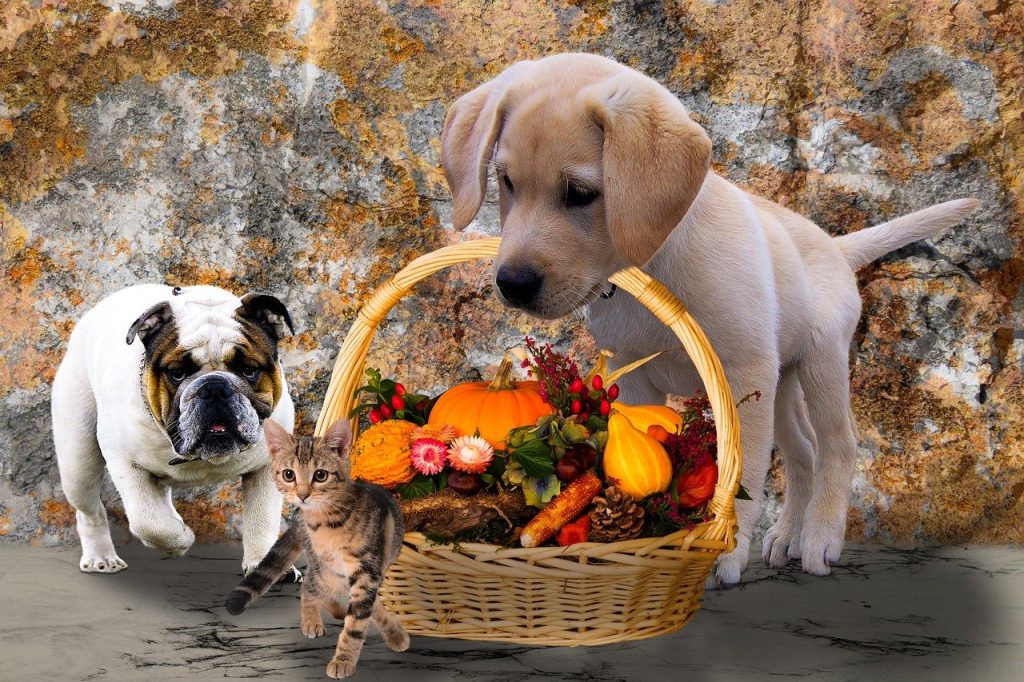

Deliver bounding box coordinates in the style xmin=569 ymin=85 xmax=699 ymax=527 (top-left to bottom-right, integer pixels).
xmin=52 ymin=284 xmax=294 ymax=574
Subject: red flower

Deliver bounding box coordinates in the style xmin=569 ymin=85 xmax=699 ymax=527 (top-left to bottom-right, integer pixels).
xmin=556 ymin=515 xmax=591 ymax=546
xmin=675 ymin=456 xmax=718 ymax=509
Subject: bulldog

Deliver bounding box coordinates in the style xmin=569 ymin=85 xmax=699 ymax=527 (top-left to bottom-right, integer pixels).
xmin=52 ymin=284 xmax=296 ymax=574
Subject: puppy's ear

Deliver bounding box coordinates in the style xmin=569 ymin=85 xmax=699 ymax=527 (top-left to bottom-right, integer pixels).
xmin=441 ymin=61 xmax=533 ymax=230
xmin=237 ymin=293 xmax=294 ymax=342
xmin=126 ymin=302 xmax=174 ymax=346
xmin=262 ymin=419 xmax=294 ymax=459
xmin=583 ymin=72 xmax=712 ymax=266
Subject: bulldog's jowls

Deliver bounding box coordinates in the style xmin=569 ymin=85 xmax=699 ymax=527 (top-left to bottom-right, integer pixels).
xmin=52 ymin=284 xmax=296 ymax=574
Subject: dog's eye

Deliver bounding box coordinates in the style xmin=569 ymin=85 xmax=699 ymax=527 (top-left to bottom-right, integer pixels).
xmin=565 ymin=183 xmax=599 ymax=208
xmin=167 ymin=368 xmax=188 ymax=383
xmin=313 ymin=469 xmax=329 ymax=483
xmin=241 ymin=367 xmax=260 ymax=382
xmin=502 ymin=174 xmax=514 ymax=193
xmin=281 ymin=469 xmax=295 ymax=482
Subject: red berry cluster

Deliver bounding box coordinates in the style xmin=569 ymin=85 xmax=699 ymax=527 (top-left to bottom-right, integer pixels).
xmin=567 ymin=374 xmax=619 ymax=423
xmin=353 ymin=368 xmax=431 ymax=426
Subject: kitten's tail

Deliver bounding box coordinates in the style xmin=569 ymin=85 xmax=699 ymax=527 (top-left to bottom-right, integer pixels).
xmin=226 ymin=525 xmax=303 ymax=616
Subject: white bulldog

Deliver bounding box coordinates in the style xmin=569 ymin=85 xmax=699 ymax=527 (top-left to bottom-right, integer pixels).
xmin=52 ymin=284 xmax=296 ymax=574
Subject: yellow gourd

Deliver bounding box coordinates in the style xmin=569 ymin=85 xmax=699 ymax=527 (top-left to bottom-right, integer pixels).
xmin=350 ymin=420 xmax=417 ymax=488
xmin=614 ymin=403 xmax=684 ymax=435
xmin=603 ymin=412 xmax=673 ymax=500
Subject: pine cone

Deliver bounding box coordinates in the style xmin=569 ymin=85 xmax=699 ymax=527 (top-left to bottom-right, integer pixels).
xmin=588 ymin=485 xmax=645 ymax=542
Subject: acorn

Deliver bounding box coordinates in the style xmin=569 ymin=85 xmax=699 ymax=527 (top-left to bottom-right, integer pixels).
xmin=447 ymin=470 xmax=482 ymax=496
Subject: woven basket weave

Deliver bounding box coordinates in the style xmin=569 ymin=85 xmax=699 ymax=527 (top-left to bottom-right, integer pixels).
xmin=315 ymin=238 xmax=742 ymax=646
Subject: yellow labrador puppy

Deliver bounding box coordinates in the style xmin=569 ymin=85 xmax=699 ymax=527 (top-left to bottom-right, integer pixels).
xmin=441 ymin=53 xmax=976 ymax=586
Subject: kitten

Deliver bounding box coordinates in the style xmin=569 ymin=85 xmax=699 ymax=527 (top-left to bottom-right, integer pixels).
xmin=226 ymin=419 xmax=409 ymax=679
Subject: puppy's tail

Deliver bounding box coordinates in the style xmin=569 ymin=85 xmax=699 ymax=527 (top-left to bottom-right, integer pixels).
xmin=834 ymin=198 xmax=978 ymax=270
xmin=226 ymin=524 xmax=302 ymax=616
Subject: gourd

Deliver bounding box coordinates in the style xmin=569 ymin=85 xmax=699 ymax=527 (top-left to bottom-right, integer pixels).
xmin=350 ymin=420 xmax=417 ymax=488
xmin=428 ymin=357 xmax=553 ymax=449
xmin=603 ymin=412 xmax=673 ymax=500
xmin=614 ymin=403 xmax=684 ymax=435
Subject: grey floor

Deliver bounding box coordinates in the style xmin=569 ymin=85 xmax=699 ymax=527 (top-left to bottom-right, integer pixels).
xmin=0 ymin=543 xmax=1021 ymax=681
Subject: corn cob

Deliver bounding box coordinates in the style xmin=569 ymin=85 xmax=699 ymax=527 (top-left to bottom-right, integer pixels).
xmin=520 ymin=471 xmax=603 ymax=548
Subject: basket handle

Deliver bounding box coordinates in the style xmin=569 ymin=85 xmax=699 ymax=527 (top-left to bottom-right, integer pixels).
xmin=314 ymin=237 xmax=741 ymax=548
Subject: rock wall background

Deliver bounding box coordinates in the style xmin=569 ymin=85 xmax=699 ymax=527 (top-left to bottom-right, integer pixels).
xmin=1 ymin=0 xmax=1021 ymax=547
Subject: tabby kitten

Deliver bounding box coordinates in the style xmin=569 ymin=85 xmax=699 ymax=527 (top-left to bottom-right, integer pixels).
xmin=226 ymin=419 xmax=409 ymax=679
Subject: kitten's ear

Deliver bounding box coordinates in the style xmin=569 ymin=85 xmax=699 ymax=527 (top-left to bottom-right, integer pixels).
xmin=262 ymin=419 xmax=294 ymax=459
xmin=323 ymin=419 xmax=353 ymax=456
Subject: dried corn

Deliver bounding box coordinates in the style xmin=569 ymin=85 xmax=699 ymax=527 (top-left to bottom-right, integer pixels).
xmin=520 ymin=471 xmax=603 ymax=548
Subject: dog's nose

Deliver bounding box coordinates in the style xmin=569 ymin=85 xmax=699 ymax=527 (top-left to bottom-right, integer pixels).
xmin=496 ymin=266 xmax=544 ymax=306
xmin=197 ymin=376 xmax=232 ymax=401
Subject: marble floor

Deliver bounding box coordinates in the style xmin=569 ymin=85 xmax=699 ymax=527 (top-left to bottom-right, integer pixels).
xmin=0 ymin=543 xmax=1021 ymax=681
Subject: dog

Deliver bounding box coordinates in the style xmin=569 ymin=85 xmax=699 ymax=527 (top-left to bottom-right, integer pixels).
xmin=52 ymin=284 xmax=296 ymax=574
xmin=440 ymin=53 xmax=977 ymax=586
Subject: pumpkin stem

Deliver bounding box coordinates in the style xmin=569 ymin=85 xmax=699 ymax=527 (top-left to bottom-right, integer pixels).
xmin=488 ymin=356 xmax=517 ymax=391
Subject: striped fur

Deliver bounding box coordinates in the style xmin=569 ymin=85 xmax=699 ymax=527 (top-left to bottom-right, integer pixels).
xmin=225 ymin=419 xmax=408 ymax=678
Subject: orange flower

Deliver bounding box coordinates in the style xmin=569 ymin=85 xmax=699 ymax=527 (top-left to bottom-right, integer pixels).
xmin=676 ymin=458 xmax=718 ymax=509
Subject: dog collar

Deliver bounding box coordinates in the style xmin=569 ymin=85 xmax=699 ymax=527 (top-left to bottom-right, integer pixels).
xmin=600 ymin=284 xmax=618 ymax=299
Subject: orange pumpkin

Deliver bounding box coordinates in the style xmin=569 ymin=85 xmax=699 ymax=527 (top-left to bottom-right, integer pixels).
xmin=603 ymin=412 xmax=673 ymax=500
xmin=428 ymin=357 xmax=553 ymax=449
xmin=614 ymin=403 xmax=684 ymax=435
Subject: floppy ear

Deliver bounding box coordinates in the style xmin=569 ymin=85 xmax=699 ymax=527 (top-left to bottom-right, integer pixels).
xmin=262 ymin=419 xmax=295 ymax=459
xmin=582 ymin=72 xmax=712 ymax=266
xmin=237 ymin=293 xmax=294 ymax=342
xmin=126 ymin=302 xmax=174 ymax=346
xmin=441 ymin=61 xmax=533 ymax=230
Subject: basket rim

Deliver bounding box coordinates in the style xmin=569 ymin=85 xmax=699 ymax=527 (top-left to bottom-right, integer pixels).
xmin=315 ymin=237 xmax=742 ymax=552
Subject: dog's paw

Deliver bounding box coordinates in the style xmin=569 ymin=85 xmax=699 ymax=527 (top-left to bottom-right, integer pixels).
xmin=80 ymin=551 xmax=127 ymax=574
xmin=705 ymin=549 xmax=747 ymax=590
xmin=301 ymin=620 xmax=326 ymax=638
xmin=326 ymin=654 xmax=357 ymax=679
xmin=134 ymin=523 xmax=195 ymax=557
xmin=762 ymin=520 xmax=802 ymax=568
xmin=799 ymin=523 xmax=845 ymax=576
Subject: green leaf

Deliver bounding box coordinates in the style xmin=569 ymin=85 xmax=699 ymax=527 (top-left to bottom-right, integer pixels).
xmin=560 ymin=420 xmax=589 ymax=443
xmin=379 ymin=379 xmax=396 ymax=394
xmin=352 ymin=384 xmax=376 ymax=398
xmin=395 ymin=475 xmax=435 ymax=500
xmin=510 ymin=439 xmax=554 ymax=478
xmin=735 ymin=484 xmax=752 ymax=501
xmin=585 ymin=415 xmax=608 ymax=433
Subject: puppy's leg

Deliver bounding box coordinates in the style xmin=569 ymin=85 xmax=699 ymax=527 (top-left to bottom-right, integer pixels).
xmin=762 ymin=369 xmax=817 ymax=568
xmin=53 ymin=370 xmax=126 ymax=574
xmin=708 ymin=363 xmax=777 ymax=589
xmin=240 ymin=465 xmax=285 ymax=574
xmin=795 ymin=341 xmax=858 ymax=576
xmin=614 ymin=368 xmax=667 ymax=405
xmin=106 ymin=460 xmax=195 ymax=557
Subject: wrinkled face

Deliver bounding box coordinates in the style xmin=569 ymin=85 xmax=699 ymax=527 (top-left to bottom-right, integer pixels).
xmin=492 ymin=100 xmax=621 ymax=318
xmin=264 ymin=420 xmax=351 ymax=512
xmin=128 ymin=287 xmax=292 ymax=463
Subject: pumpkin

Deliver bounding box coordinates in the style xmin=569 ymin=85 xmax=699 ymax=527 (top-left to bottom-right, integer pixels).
xmin=428 ymin=357 xmax=553 ymax=449
xmin=350 ymin=420 xmax=417 ymax=488
xmin=614 ymin=403 xmax=684 ymax=435
xmin=603 ymin=412 xmax=673 ymax=500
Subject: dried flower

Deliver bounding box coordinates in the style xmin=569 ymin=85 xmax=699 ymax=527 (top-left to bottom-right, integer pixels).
xmin=410 ymin=438 xmax=448 ymax=476
xmin=412 ymin=423 xmax=457 ymax=444
xmin=447 ymin=435 xmax=494 ymax=474
xmin=523 ymin=336 xmax=580 ymax=413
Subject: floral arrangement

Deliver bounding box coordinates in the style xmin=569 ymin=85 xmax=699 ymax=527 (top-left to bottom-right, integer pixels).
xmin=347 ymin=338 xmax=753 ymax=547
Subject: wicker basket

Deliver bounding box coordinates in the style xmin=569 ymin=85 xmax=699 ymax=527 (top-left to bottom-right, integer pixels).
xmin=314 ymin=238 xmax=742 ymax=646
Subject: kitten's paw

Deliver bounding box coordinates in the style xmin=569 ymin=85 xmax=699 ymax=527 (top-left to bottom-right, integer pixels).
xmin=382 ymin=625 xmax=410 ymax=653
xmin=80 ymin=551 xmax=127 ymax=574
xmin=300 ymin=620 xmax=326 ymax=638
xmin=326 ymin=654 xmax=357 ymax=679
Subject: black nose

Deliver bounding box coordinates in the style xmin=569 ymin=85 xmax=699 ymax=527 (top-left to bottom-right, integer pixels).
xmin=496 ymin=266 xmax=544 ymax=306
xmin=197 ymin=376 xmax=233 ymax=401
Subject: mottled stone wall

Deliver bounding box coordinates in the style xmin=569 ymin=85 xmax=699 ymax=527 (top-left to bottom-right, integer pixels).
xmin=1 ymin=0 xmax=1021 ymax=546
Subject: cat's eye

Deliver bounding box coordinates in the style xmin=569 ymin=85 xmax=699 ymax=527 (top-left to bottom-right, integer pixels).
xmin=167 ymin=367 xmax=188 ymax=383
xmin=313 ymin=469 xmax=329 ymax=483
xmin=564 ymin=182 xmax=599 ymax=208
xmin=241 ymin=367 xmax=260 ymax=382
xmin=502 ymin=174 xmax=514 ymax=193
xmin=281 ymin=469 xmax=295 ymax=482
